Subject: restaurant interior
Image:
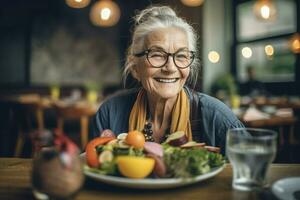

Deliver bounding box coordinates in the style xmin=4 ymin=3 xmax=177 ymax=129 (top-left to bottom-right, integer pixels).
xmin=0 ymin=0 xmax=299 ymax=164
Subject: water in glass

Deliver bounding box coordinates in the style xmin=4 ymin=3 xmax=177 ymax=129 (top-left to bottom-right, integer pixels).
xmin=226 ymin=128 xmax=277 ymax=191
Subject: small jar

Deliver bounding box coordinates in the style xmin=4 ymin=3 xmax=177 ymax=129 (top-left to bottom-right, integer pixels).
xmin=31 ymin=130 xmax=84 ymax=200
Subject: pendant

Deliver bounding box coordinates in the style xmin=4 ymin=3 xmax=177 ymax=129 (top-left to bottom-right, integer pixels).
xmin=142 ymin=122 xmax=155 ymax=142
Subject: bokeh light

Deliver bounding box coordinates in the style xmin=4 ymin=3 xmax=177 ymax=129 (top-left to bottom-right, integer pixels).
xmin=241 ymin=47 xmax=252 ymax=58
xmin=65 ymin=0 xmax=91 ymax=9
xmin=90 ymin=0 xmax=120 ymax=27
xmin=208 ymin=51 xmax=220 ymax=63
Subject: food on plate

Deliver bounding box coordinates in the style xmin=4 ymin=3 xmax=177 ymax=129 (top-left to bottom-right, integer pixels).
xmin=163 ymin=144 xmax=223 ymax=178
xmin=125 ymin=130 xmax=145 ymax=149
xmin=117 ymin=133 xmax=128 ymax=140
xmin=98 ymin=150 xmax=114 ymax=163
xmin=116 ymin=156 xmax=155 ymax=178
xmin=117 ymin=140 xmax=130 ymax=148
xmin=164 ymin=131 xmax=188 ymax=146
xmin=84 ymin=130 xmax=224 ymax=179
xmin=85 ymin=136 xmax=115 ymax=168
xmin=146 ymin=153 xmax=166 ymax=177
xmin=204 ymin=146 xmax=220 ymax=153
xmin=144 ymin=142 xmax=163 ymax=157
xmin=180 ymin=141 xmax=205 ymax=149
xmin=100 ymin=129 xmax=116 ymax=138
xmin=107 ymin=139 xmax=118 ymax=145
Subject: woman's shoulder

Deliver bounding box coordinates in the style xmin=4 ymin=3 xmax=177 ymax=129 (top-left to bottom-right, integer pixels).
xmin=185 ymin=87 xmax=238 ymax=121
xmin=198 ymin=93 xmax=225 ymax=108
xmin=185 ymin=86 xmax=223 ymax=107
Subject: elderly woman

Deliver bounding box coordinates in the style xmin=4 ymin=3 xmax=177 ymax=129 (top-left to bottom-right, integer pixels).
xmin=92 ymin=6 xmax=244 ymax=154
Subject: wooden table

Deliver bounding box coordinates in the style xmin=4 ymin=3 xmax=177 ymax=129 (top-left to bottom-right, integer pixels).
xmin=241 ymin=115 xmax=298 ymax=146
xmin=242 ymin=115 xmax=297 ymax=127
xmin=240 ymin=96 xmax=300 ymax=109
xmin=1 ymin=158 xmax=300 ymax=200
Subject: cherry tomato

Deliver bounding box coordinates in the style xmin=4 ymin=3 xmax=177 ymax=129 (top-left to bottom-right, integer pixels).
xmin=125 ymin=130 xmax=145 ymax=149
xmin=85 ymin=137 xmax=115 ymax=168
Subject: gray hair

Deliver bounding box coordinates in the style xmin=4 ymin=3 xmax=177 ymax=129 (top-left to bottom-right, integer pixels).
xmin=123 ymin=6 xmax=200 ymax=88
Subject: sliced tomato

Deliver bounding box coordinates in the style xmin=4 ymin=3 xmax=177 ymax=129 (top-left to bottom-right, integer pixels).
xmin=85 ymin=137 xmax=115 ymax=168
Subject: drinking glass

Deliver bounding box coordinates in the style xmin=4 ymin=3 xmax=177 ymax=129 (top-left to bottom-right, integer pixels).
xmin=226 ymin=128 xmax=277 ymax=191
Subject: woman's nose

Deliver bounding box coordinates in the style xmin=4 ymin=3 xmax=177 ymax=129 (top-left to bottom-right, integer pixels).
xmin=161 ymin=56 xmax=177 ymax=73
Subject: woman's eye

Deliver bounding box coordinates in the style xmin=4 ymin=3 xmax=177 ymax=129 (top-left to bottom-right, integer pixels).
xmin=149 ymin=52 xmax=164 ymax=58
xmin=176 ymin=54 xmax=188 ymax=59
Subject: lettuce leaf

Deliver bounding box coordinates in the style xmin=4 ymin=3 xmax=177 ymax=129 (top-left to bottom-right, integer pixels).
xmin=162 ymin=144 xmax=223 ymax=178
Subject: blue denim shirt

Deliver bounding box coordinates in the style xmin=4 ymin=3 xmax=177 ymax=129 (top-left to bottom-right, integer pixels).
xmin=91 ymin=87 xmax=244 ymax=154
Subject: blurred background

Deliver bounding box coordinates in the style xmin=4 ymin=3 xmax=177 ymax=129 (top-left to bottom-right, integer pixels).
xmin=0 ymin=0 xmax=299 ymax=162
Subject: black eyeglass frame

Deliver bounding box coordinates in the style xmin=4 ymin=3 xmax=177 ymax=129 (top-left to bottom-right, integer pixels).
xmin=134 ymin=48 xmax=195 ymax=69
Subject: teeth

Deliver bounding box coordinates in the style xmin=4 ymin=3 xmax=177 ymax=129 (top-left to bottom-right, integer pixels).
xmin=155 ymin=78 xmax=177 ymax=83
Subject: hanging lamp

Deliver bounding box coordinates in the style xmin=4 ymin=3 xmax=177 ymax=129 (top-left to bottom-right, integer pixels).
xmin=180 ymin=0 xmax=204 ymax=7
xmin=65 ymin=0 xmax=91 ymax=9
xmin=289 ymin=33 xmax=300 ymax=54
xmin=90 ymin=0 xmax=120 ymax=27
xmin=253 ymin=0 xmax=277 ymax=20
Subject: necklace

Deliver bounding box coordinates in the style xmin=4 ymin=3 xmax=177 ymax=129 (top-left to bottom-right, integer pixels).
xmin=142 ymin=121 xmax=170 ymax=143
xmin=142 ymin=122 xmax=155 ymax=142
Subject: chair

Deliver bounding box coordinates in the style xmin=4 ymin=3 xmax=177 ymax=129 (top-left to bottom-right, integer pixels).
xmin=14 ymin=95 xmax=51 ymax=157
xmin=53 ymin=100 xmax=98 ymax=149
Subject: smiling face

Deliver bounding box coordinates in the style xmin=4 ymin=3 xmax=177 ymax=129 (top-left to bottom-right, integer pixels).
xmin=132 ymin=27 xmax=190 ymax=100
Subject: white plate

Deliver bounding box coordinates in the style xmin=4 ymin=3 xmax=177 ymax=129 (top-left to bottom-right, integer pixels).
xmin=81 ymin=153 xmax=225 ymax=189
xmin=272 ymin=177 xmax=300 ymax=200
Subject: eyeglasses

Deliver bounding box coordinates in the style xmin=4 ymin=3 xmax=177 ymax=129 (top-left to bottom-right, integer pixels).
xmin=134 ymin=48 xmax=195 ymax=69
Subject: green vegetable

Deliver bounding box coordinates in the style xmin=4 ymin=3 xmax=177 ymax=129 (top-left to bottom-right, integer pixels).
xmin=208 ymin=151 xmax=224 ymax=167
xmin=99 ymin=161 xmax=118 ymax=175
xmin=162 ymin=144 xmax=224 ymax=178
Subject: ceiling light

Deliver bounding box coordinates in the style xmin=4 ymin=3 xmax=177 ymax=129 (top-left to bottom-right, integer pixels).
xmin=65 ymin=0 xmax=90 ymax=9
xmin=180 ymin=0 xmax=205 ymax=7
xmin=90 ymin=0 xmax=120 ymax=27
xmin=253 ymin=0 xmax=276 ymax=20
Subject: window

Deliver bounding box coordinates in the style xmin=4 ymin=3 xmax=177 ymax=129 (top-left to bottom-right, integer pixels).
xmin=237 ymin=0 xmax=296 ymax=41
xmin=233 ymin=0 xmax=299 ymax=90
xmin=237 ymin=38 xmax=296 ymax=83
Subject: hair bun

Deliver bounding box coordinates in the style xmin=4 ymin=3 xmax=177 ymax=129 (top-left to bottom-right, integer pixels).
xmin=134 ymin=6 xmax=177 ymax=25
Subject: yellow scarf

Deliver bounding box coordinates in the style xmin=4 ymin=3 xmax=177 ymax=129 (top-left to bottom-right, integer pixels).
xmin=129 ymin=89 xmax=192 ymax=141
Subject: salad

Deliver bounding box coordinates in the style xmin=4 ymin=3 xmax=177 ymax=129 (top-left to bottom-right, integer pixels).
xmin=84 ymin=130 xmax=224 ymax=179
